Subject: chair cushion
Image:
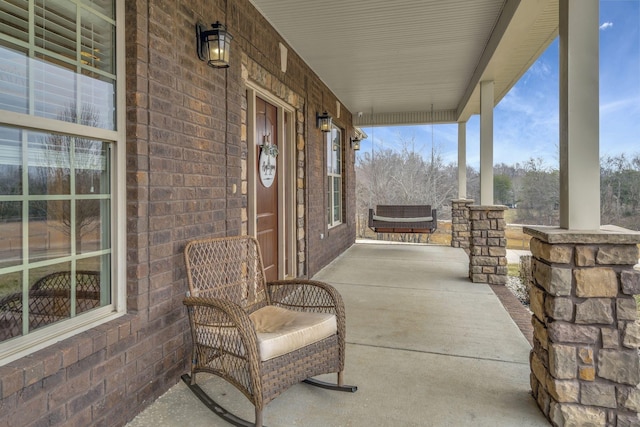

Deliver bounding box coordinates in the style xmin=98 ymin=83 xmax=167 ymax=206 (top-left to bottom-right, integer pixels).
xmin=250 ymin=305 xmax=337 ymax=361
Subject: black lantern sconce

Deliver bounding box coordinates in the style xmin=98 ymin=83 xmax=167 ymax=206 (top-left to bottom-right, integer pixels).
xmin=196 ymin=22 xmax=233 ymax=68
xmin=350 ymin=136 xmax=362 ymax=151
xmin=316 ymin=112 xmax=332 ymax=133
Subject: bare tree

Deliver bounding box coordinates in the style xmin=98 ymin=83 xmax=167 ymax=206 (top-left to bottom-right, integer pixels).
xmin=30 ymin=104 xmax=106 ymax=251
xmin=601 ymin=153 xmax=640 ymax=230
xmin=466 ymin=166 xmax=480 ymax=202
xmin=356 ymin=134 xmax=640 ymax=235
xmin=515 ymin=158 xmax=559 ymax=225
xmin=355 ymin=135 xmax=458 ymax=241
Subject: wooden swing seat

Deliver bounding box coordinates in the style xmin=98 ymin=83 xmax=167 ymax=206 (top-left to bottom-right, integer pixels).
xmin=368 ymin=205 xmax=437 ymax=234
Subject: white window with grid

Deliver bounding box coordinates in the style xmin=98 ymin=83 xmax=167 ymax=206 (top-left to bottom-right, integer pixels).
xmin=326 ymin=125 xmax=342 ymax=228
xmin=0 ymin=0 xmax=125 ymax=364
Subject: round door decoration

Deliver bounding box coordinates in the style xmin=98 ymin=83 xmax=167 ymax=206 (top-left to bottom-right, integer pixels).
xmin=259 ymin=135 xmax=278 ymax=188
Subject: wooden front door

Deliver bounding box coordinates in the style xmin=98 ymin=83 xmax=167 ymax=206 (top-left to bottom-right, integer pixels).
xmin=255 ymin=97 xmax=278 ymax=281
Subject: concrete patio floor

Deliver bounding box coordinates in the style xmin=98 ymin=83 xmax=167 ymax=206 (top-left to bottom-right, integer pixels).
xmin=127 ymin=242 xmax=549 ymax=427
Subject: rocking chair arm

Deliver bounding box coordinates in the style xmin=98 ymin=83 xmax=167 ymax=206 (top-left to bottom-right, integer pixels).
xmin=266 ymin=280 xmax=343 ymax=310
xmin=184 ymin=293 xmax=253 ymax=318
xmin=183 ymin=296 xmax=259 ymax=347
xmin=266 ymin=279 xmax=346 ymax=330
xmin=183 ymin=296 xmax=263 ymax=394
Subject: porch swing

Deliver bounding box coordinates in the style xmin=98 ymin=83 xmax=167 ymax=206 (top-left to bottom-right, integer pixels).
xmin=368 ymin=204 xmax=438 ymax=234
xmin=366 ymin=107 xmax=438 ymax=236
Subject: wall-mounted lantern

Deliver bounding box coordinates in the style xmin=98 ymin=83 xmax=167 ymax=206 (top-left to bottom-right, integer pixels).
xmin=196 ymin=22 xmax=233 ymax=68
xmin=316 ymin=111 xmax=332 ymax=132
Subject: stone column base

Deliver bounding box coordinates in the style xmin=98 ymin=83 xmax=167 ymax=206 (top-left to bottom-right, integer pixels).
xmin=525 ymin=225 xmax=640 ymax=427
xmin=468 ymin=205 xmax=507 ymax=284
xmin=451 ymin=199 xmax=474 ymax=251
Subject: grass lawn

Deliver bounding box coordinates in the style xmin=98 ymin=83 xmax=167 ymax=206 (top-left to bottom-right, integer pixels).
xmin=507 ymin=263 xmax=520 ymax=277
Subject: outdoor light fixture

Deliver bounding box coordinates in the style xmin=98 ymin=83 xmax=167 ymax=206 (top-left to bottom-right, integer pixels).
xmin=316 ymin=112 xmax=332 ymax=132
xmin=196 ymin=22 xmax=233 ymax=68
xmin=350 ymin=137 xmax=361 ymax=151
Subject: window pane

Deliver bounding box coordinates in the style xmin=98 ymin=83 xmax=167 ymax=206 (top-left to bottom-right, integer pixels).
xmin=31 ymin=53 xmax=115 ymax=129
xmin=0 ymin=202 xmax=22 ymax=268
xmin=33 ymin=53 xmax=78 ymax=121
xmin=326 ymin=134 xmax=332 ymax=174
xmin=75 ymin=140 xmax=110 ymax=194
xmin=34 ymin=0 xmax=77 ymax=59
xmin=29 ymin=200 xmax=72 ymax=261
xmin=28 ymin=262 xmax=73 ymax=332
xmin=327 ymin=176 xmax=332 ymax=224
xmin=0 ymin=43 xmax=28 ymax=114
xmin=0 ymin=257 xmax=111 ymax=343
xmin=28 ymin=134 xmax=71 ymax=196
xmin=0 ymin=126 xmax=23 ymax=194
xmin=79 ymin=71 xmax=115 ymax=128
xmin=26 ymin=259 xmax=108 ymax=334
xmin=0 ymin=163 xmax=22 ymax=195
xmin=0 ymin=1 xmax=29 ymax=44
xmin=77 ymin=254 xmax=111 ymax=308
xmin=80 ymin=8 xmax=114 ymax=74
xmin=333 ymin=177 xmax=341 ymax=222
xmin=0 ymin=256 xmax=112 ymax=343
xmin=0 ymin=125 xmax=113 ymax=337
xmin=333 ymin=129 xmax=341 ymax=174
xmin=0 ymin=271 xmax=23 ymax=341
xmin=0 ymin=1 xmax=116 ymax=130
xmin=85 ymin=0 xmax=115 ymax=20
xmin=0 ymin=271 xmax=22 ymax=300
xmin=76 ymin=198 xmax=109 ymax=253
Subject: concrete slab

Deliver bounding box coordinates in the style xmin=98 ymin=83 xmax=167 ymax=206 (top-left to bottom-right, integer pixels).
xmin=316 ymin=244 xmax=529 ymax=363
xmin=127 ymin=242 xmax=548 ymax=427
xmin=317 ymin=243 xmax=476 ymax=291
xmin=337 ymin=283 xmax=530 ymax=363
xmin=128 ymin=343 xmax=543 ymax=427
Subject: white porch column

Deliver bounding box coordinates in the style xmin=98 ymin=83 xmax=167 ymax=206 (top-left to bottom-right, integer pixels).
xmin=559 ymin=0 xmax=600 ymax=229
xmin=479 ymin=80 xmax=494 ymax=205
xmin=458 ymin=121 xmax=467 ymax=198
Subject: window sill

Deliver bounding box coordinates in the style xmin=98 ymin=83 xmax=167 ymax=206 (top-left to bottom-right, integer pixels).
xmin=0 ymin=307 xmax=126 ymax=366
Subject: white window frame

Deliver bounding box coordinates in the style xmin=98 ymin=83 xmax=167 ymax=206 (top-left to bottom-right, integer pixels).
xmin=327 ymin=125 xmax=343 ymax=228
xmin=0 ymin=0 xmax=126 ymax=365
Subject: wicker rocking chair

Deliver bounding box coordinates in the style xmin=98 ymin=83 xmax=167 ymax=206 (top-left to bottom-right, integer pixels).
xmin=181 ymin=236 xmax=356 ymax=427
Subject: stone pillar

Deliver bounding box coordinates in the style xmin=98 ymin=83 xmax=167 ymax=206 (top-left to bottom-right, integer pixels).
xmin=468 ymin=205 xmax=507 ymax=284
xmin=525 ymin=225 xmax=640 ymax=427
xmin=451 ymin=199 xmax=473 ymax=251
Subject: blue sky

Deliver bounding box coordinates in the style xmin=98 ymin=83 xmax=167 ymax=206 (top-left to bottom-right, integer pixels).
xmin=358 ymin=0 xmax=640 ymax=170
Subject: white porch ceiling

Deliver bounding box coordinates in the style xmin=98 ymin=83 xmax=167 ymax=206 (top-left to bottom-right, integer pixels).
xmin=248 ymin=0 xmax=559 ymax=127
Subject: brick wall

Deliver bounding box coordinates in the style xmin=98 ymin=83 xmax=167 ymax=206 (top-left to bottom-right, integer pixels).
xmin=0 ymin=313 xmax=190 ymax=427
xmin=0 ymin=0 xmax=357 ymax=425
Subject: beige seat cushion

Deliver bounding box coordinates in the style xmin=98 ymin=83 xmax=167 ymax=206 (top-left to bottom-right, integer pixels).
xmin=250 ymin=305 xmax=337 ymax=361
xmin=373 ymin=214 xmax=433 ymax=222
